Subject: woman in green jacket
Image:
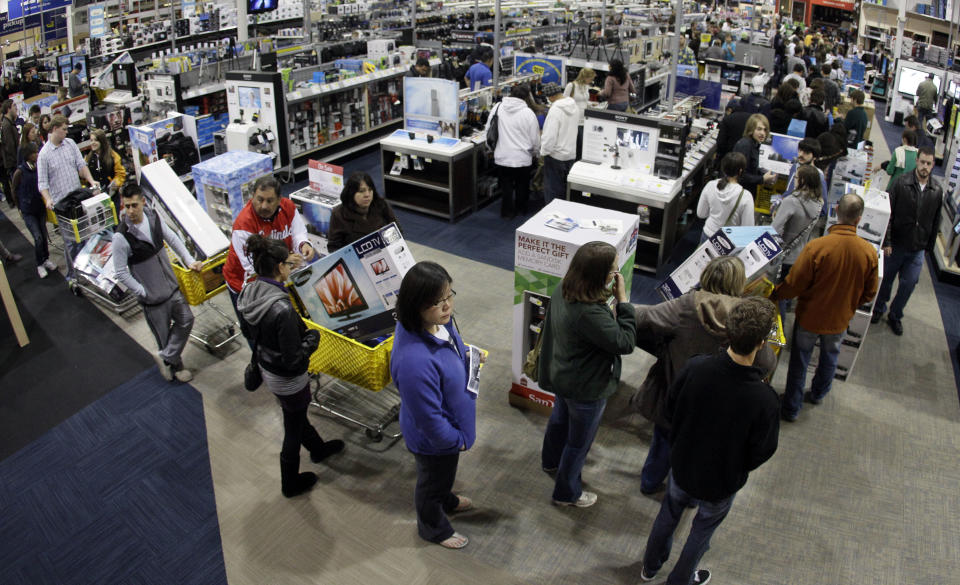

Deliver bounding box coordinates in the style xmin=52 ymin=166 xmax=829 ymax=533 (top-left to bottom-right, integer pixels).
xmin=886 ymin=129 xmax=919 ymax=191
xmin=539 ymin=241 xmax=637 ymax=507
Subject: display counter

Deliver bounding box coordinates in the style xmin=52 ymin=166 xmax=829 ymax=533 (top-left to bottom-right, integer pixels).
xmin=380 ymin=131 xmax=478 ymax=222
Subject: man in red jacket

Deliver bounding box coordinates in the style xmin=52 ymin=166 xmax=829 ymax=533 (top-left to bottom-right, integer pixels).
xmin=223 ymin=175 xmax=315 ymax=340
xmin=771 ymin=193 xmax=879 ymax=421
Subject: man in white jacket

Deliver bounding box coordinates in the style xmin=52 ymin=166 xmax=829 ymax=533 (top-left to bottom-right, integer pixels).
xmin=488 ymin=83 xmax=540 ymax=218
xmin=540 ymin=83 xmax=579 ymax=202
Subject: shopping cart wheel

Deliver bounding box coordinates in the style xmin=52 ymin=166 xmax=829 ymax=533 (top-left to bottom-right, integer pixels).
xmin=365 ymin=428 xmax=383 ymax=442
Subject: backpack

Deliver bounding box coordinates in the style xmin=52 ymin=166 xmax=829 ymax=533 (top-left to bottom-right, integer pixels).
xmin=156 ymin=131 xmax=200 ymax=177
xmin=485 ymin=102 xmax=502 ymax=152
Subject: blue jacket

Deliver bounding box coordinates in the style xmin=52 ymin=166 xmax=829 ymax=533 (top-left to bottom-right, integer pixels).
xmin=391 ymin=320 xmax=476 ymax=455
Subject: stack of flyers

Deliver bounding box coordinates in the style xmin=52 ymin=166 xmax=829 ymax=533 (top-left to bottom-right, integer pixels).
xmin=544 ymin=213 xmax=578 ymax=232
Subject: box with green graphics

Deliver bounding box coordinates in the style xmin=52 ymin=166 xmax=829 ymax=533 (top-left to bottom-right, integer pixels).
xmin=511 ymin=200 xmax=639 ymax=413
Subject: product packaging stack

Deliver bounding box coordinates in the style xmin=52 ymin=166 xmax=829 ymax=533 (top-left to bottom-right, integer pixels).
xmin=191 ymin=151 xmax=274 ymax=234
xmin=289 ymin=187 xmax=340 ymax=256
xmin=827 ymin=147 xmax=874 ymax=208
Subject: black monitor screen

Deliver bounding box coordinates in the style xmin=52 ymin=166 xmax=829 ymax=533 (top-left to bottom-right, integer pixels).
xmin=314 ymin=260 xmax=369 ymax=319
xmin=248 ymin=0 xmax=278 ymax=13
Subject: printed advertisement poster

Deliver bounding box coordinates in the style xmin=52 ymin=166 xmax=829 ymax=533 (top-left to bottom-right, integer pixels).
xmin=308 ymin=160 xmax=344 ymax=197
xmin=129 ymin=126 xmax=159 ymax=168
xmin=289 ymin=223 xmax=415 ymax=341
xmin=513 ymin=54 xmax=565 ymax=86
xmin=88 ymin=5 xmax=106 ymax=38
xmin=403 ymin=77 xmax=459 ymax=138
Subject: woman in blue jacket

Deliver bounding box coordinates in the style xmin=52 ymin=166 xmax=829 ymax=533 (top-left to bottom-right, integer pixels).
xmin=391 ymin=261 xmax=477 ymax=549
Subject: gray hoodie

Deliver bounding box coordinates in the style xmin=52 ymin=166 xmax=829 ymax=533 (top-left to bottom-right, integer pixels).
xmin=236 ymin=278 xmax=288 ymax=326
xmin=772 ymin=192 xmax=822 ymax=265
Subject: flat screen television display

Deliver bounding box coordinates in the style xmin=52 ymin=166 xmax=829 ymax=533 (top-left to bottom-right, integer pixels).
xmin=248 ymin=0 xmax=278 ymax=13
xmin=898 ymin=67 xmax=941 ymax=96
xmin=949 ymin=80 xmax=960 ymax=100
xmin=314 ymin=260 xmax=369 ymax=320
xmin=237 ymin=86 xmax=262 ymax=108
xmin=617 ymin=128 xmax=650 ymax=151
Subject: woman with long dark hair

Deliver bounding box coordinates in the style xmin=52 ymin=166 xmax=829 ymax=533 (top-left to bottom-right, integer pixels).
xmin=598 ymin=59 xmax=634 ymax=112
xmin=237 ymin=235 xmax=344 ymax=498
xmin=327 ymin=171 xmax=400 ymax=252
xmin=85 ymin=128 xmax=126 ymax=212
xmin=539 ymin=241 xmax=636 ymax=507
xmin=697 ymin=151 xmax=754 ymax=242
xmin=391 ymin=261 xmax=478 ymax=549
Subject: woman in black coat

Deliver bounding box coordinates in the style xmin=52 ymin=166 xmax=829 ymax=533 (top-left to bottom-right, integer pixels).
xmin=732 ymin=113 xmax=777 ymax=195
xmin=327 ymin=171 xmax=400 ymax=252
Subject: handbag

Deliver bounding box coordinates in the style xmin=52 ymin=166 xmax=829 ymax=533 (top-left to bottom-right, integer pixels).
xmin=244 ymin=339 xmax=262 ymax=392
xmin=485 ymin=102 xmax=501 ymax=152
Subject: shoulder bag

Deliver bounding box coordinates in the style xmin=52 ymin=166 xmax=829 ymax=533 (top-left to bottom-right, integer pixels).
xmin=723 ymin=187 xmax=746 ymax=227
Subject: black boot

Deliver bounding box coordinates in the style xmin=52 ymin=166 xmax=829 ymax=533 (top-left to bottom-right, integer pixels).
xmin=280 ymin=455 xmax=317 ymax=498
xmin=301 ymin=425 xmax=345 ymax=463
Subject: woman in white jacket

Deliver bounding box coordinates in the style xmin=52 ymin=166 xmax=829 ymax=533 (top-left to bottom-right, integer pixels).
xmin=487 ymin=83 xmax=541 ymax=218
xmin=697 ymin=151 xmax=754 ymax=242
xmin=564 ymin=68 xmax=595 ymax=159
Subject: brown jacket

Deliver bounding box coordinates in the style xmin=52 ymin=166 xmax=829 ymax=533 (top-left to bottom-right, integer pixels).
xmin=771 ymin=224 xmax=878 ymax=334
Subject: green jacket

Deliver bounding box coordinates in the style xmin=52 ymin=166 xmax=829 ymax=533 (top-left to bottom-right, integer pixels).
xmin=886 ymin=145 xmax=918 ymax=192
xmin=538 ymin=283 xmax=637 ymax=401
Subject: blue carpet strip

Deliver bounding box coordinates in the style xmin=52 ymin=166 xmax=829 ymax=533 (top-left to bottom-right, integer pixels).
xmin=0 ymin=368 xmax=227 ymax=585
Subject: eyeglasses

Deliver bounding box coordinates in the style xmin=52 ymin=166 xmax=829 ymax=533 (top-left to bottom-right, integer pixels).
xmin=432 ymin=290 xmax=457 ymax=307
xmin=282 ymin=261 xmax=298 ymax=268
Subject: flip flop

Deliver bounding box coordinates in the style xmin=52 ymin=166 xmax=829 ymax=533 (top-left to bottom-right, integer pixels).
xmin=452 ymin=495 xmax=474 ymax=513
xmin=439 ymin=532 xmax=469 ymax=549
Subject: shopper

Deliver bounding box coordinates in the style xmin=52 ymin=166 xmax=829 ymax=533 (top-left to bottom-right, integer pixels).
xmin=112 ymin=182 xmax=201 ymax=383
xmin=741 ymin=76 xmax=771 ymax=116
xmin=464 ymin=46 xmax=494 ymax=90
xmin=904 ymin=115 xmax=933 ymax=151
xmin=85 ymin=128 xmax=127 ymax=212
xmin=639 ymin=297 xmax=780 ymax=585
xmin=539 ymin=241 xmax=636 ymax=508
xmin=14 ymin=143 xmax=50 ymax=274
xmin=677 ymin=36 xmax=697 ymax=66
xmin=783 ymin=63 xmax=807 ymax=94
xmin=715 ymin=99 xmax=750 ymax=160
xmin=820 ymin=65 xmax=840 ymax=112
xmin=38 ymin=114 xmax=51 ymax=144
xmin=1 ymin=99 xmax=19 ymax=208
xmin=597 ymin=59 xmax=634 ymax=112
xmin=771 ymin=194 xmax=878 ymax=420
xmin=17 ymin=122 xmax=41 ymax=166
xmin=487 ymin=83 xmax=540 ymax=218
xmin=390 ymin=261 xmax=477 ymax=549
xmin=68 ymin=64 xmax=84 ymax=98
xmin=564 ymin=67 xmax=596 ymax=124
xmin=223 ymin=175 xmax=315 ymax=340
xmin=721 ymin=34 xmax=736 ymax=61
xmin=844 ymin=90 xmax=868 ymax=145
xmin=633 ymin=257 xmax=776 ymax=496
xmin=773 ymin=164 xmax=824 ymax=305
xmin=872 ymin=147 xmax=943 ymax=336
xmin=801 ymin=88 xmax=829 ymax=139
xmin=703 ymin=39 xmax=723 ymax=60
xmin=915 ymin=73 xmax=938 ymax=123
xmin=540 ymin=82 xmax=578 ymax=203
xmin=766 ymin=82 xmax=800 ymax=134
xmin=37 ymin=114 xmax=100 ymax=282
xmin=327 ymin=171 xmax=400 ymax=252
xmin=237 ymin=234 xmax=345 ymax=498
xmin=732 ymin=114 xmax=777 ymax=196
xmin=884 ymin=129 xmax=919 ymax=191
xmin=697 ymin=152 xmax=753 ymax=242
xmin=406 ymin=57 xmax=431 ymax=78
xmin=782 ymin=137 xmax=827 ymax=204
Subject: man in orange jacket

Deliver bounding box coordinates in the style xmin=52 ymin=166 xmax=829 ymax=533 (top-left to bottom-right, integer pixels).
xmin=771 ymin=193 xmax=879 ymax=421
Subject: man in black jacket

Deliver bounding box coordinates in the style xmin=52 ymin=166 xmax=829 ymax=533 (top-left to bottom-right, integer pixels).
xmin=640 ymin=297 xmax=780 ymax=585
xmin=871 ymin=147 xmax=943 ymax=335
xmin=715 ymin=100 xmax=750 ymax=161
xmin=0 ymin=99 xmax=19 ymax=208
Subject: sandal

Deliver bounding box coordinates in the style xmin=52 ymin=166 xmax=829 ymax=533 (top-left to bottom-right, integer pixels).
xmin=439 ymin=532 xmax=469 ymax=549
xmin=452 ymin=495 xmax=474 ymax=513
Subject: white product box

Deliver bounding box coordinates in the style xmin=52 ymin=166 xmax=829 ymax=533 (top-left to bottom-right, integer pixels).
xmin=658 ymin=230 xmax=735 ymax=300
xmin=827 ymin=184 xmax=891 ymax=250
xmin=736 ymin=230 xmax=783 ymax=282
xmin=846 ymin=310 xmax=871 ymax=341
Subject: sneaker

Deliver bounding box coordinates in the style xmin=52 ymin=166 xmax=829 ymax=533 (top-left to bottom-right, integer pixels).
xmin=43 ymin=259 xmax=57 ymax=271
xmin=309 ymin=439 xmax=345 ymax=463
xmin=804 ymin=391 xmax=822 ymax=405
xmin=438 ymin=532 xmax=469 ymax=549
xmin=542 ymin=466 xmax=558 ymax=474
xmin=870 ymin=310 xmax=884 ymax=324
xmin=693 ymin=569 xmax=711 ymax=584
xmin=153 ymin=354 xmax=173 ymax=381
xmin=174 ymin=368 xmax=193 ymax=383
xmin=887 ymin=317 xmax=903 ymax=336
xmin=553 ymin=491 xmax=598 ymax=507
xmin=639 ymin=565 xmax=657 ymax=581
xmin=37 ymin=265 xmax=48 ymax=279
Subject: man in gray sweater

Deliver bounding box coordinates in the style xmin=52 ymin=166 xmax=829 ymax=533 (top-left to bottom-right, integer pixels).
xmin=112 ymin=182 xmax=202 ymax=382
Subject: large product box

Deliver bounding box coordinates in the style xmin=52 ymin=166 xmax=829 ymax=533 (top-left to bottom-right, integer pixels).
xmin=289 ymin=186 xmax=340 ymax=256
xmin=826 ymin=184 xmax=891 ymax=251
xmin=658 ymin=231 xmax=735 ymax=300
xmin=191 ymin=151 xmax=274 ymax=235
xmin=511 ymin=199 xmax=639 ymax=412
xmin=289 ymin=223 xmax=413 ymax=343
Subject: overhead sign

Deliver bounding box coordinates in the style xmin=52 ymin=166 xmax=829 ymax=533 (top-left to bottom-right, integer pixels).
xmin=810 ymin=0 xmax=855 ymax=9
xmin=88 ymin=4 xmax=106 ymax=38
xmin=513 ymin=55 xmax=565 ymax=86
xmin=8 ymin=0 xmax=71 ymax=19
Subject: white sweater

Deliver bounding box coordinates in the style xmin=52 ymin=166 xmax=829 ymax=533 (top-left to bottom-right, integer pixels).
xmin=540 ymin=96 xmax=579 ymax=161
xmin=697 ymin=179 xmax=755 ymax=238
xmin=564 ymin=82 xmax=591 ymax=124
xmin=487 ymin=97 xmax=541 ymax=168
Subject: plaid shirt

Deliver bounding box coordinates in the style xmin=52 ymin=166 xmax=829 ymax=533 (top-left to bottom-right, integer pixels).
xmin=37 ymin=137 xmax=86 ymax=204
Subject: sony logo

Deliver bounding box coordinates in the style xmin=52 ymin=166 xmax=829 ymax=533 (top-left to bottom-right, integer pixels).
xmin=243 ymin=74 xmax=252 ymax=80
xmin=614 ymin=115 xmax=628 ymax=122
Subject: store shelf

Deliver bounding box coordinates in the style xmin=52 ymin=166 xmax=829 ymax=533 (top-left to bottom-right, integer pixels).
xmin=383 ymin=174 xmax=450 ymax=192
xmin=183 ymin=82 xmax=226 ymax=100
xmin=286 ymin=66 xmax=406 ymax=104
xmin=291 ymin=119 xmax=403 ymax=160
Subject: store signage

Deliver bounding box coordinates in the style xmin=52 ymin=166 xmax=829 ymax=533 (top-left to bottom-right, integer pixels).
xmin=810 ymin=0 xmax=855 ymax=9
xmin=181 ymin=0 xmax=195 ymax=17
xmin=88 ymin=4 xmax=106 ymax=38
xmin=0 ymin=12 xmax=43 ymax=35
xmin=449 ymin=30 xmax=477 ymax=42
xmin=308 ymin=160 xmax=344 ymax=197
xmin=513 ymin=55 xmax=565 ymax=86
xmin=8 ymin=0 xmax=72 ymax=19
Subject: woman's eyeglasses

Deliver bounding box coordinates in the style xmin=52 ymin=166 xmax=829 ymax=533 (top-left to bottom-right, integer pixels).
xmin=433 ymin=290 xmax=457 ymax=307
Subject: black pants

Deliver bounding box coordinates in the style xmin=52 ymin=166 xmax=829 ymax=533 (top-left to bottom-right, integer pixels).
xmin=277 ymin=385 xmax=324 ymax=461
xmin=2 ymin=167 xmax=15 ymax=207
xmin=497 ymin=164 xmax=532 ymax=216
xmin=413 ymin=451 xmax=460 ymax=542
xmin=228 ymin=286 xmax=254 ymax=350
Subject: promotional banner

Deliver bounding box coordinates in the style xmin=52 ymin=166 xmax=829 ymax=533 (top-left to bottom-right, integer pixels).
xmin=308 ymin=160 xmax=344 ymax=197
xmin=402 ymin=77 xmax=459 ymax=138
xmin=88 ymin=4 xmax=106 ymax=37
xmin=513 ymin=54 xmax=565 ymax=86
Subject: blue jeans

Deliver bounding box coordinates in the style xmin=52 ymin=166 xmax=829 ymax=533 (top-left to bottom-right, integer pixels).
xmin=874 ymin=247 xmax=924 ymax=321
xmin=607 ymin=102 xmax=629 ymax=112
xmin=543 ymin=156 xmax=574 ymax=203
xmin=641 ymin=424 xmax=671 ymax=493
xmin=783 ymin=323 xmax=844 ymax=417
xmin=541 ymin=396 xmax=607 ymax=502
xmin=642 ymin=473 xmax=735 ymax=585
xmin=22 ymin=211 xmax=50 ymax=267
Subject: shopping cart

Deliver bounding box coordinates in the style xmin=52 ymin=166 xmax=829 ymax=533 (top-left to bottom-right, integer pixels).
xmin=302 ymin=318 xmax=401 ymax=442
xmin=170 ymin=249 xmax=240 ymax=353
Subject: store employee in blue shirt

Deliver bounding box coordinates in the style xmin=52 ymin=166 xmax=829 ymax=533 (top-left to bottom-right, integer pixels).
xmin=464 ymin=46 xmax=494 ymax=90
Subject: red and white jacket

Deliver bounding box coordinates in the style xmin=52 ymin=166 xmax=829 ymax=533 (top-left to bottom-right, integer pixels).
xmin=224 ymin=198 xmax=311 ymax=292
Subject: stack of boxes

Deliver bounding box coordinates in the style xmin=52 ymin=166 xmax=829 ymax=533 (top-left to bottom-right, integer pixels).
xmin=289 ymin=187 xmax=341 ymax=255
xmin=827 ymin=147 xmax=874 ymax=208
xmin=194 ymin=113 xmax=230 ymax=148
xmin=191 ymin=151 xmax=274 ymax=234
